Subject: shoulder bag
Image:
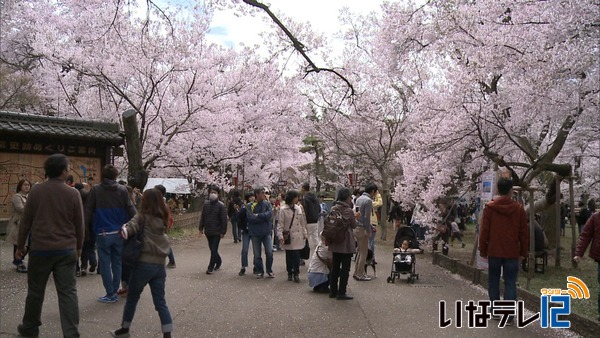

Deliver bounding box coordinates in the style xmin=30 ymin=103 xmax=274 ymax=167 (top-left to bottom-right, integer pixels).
xmin=122 ymin=215 xmax=145 ymax=267
xmin=282 ymin=206 xmax=296 ymax=245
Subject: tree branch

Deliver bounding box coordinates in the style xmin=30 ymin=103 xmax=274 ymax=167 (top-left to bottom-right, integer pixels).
xmin=242 ymin=0 xmax=355 ymax=98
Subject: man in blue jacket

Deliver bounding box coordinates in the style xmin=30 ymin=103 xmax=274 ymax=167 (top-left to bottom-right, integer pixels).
xmin=247 ymin=187 xmax=274 ymax=278
xmin=85 ymin=165 xmax=136 ymax=303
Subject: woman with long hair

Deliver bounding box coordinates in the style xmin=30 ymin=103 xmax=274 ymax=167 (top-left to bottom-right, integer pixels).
xmin=7 ymin=179 xmax=31 ymax=273
xmin=277 ymin=190 xmax=308 ymax=283
xmin=111 ymin=188 xmax=173 ymax=338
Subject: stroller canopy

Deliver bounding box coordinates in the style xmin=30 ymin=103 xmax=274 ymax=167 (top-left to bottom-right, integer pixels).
xmin=394 ymin=226 xmax=420 ymax=249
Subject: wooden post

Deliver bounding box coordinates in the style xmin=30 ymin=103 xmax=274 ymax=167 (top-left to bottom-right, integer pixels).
xmin=380 ymin=189 xmax=389 ymax=241
xmin=555 ymin=177 xmax=561 ymax=268
xmin=568 ymin=177 xmax=578 ymax=268
xmin=122 ymin=109 xmax=148 ymax=190
xmin=527 ymin=189 xmax=535 ymax=290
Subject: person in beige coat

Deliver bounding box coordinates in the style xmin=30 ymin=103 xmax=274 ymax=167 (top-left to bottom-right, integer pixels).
xmin=277 ymin=190 xmax=308 ymax=283
xmin=7 ymin=179 xmax=31 ymax=273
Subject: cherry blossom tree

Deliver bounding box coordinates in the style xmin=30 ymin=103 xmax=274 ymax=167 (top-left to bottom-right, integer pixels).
xmin=381 ymin=0 xmax=599 ymax=240
xmin=2 ymin=0 xmax=312 ymax=190
xmin=295 ymin=8 xmax=422 ymax=240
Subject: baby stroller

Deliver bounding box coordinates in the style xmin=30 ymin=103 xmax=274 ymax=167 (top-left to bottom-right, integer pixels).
xmin=387 ymin=226 xmax=421 ymax=284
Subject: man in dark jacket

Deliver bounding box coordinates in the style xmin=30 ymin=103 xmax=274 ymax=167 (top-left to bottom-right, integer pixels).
xmin=479 ymin=177 xmax=528 ymax=326
xmin=228 ymin=190 xmax=243 ymax=243
xmin=301 ymin=183 xmax=321 ymax=266
xmin=237 ymin=192 xmax=255 ymax=276
xmin=199 ymin=185 xmax=227 ymax=274
xmin=247 ymin=187 xmax=274 ymax=278
xmin=16 ymin=154 xmax=84 ymax=338
xmin=75 ymin=183 xmax=96 ymax=276
xmin=85 ymin=165 xmax=136 ymax=303
xmin=577 ymin=199 xmax=596 ymax=234
xmin=574 ymin=211 xmax=600 ymax=321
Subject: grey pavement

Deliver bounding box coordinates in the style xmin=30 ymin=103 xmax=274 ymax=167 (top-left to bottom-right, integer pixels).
xmin=1 ymin=236 xmax=578 ymax=337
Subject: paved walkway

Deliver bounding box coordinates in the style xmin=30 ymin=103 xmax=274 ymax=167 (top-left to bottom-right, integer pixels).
xmin=0 ymin=236 xmax=578 ymax=337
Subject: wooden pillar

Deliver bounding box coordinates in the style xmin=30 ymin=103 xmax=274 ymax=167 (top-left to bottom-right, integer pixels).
xmin=122 ymin=109 xmax=148 ymax=190
xmin=527 ymin=189 xmax=535 ymax=290
xmin=555 ymin=177 xmax=561 ymax=268
xmin=568 ymin=177 xmax=578 ymax=268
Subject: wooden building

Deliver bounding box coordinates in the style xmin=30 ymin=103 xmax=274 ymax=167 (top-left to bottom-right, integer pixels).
xmin=0 ymin=111 xmax=124 ymax=233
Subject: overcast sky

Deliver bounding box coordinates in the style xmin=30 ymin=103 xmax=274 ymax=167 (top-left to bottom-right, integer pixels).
xmin=206 ymin=0 xmax=386 ymax=48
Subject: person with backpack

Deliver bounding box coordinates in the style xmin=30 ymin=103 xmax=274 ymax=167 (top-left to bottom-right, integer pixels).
xmin=328 ymin=187 xmax=359 ymax=300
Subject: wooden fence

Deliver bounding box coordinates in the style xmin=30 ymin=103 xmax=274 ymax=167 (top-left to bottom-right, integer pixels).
xmin=173 ymin=211 xmax=200 ymax=229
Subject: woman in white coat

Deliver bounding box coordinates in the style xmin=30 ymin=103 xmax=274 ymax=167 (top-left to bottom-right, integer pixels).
xmin=307 ymin=235 xmax=332 ymax=293
xmin=278 ymin=190 xmax=308 ymax=283
xmin=7 ymin=179 xmax=31 ymax=273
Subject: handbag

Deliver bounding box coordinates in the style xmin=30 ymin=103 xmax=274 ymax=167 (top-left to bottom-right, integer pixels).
xmin=300 ymin=239 xmax=310 ymax=260
xmin=282 ymin=206 xmax=296 ymax=245
xmin=122 ymin=215 xmax=145 ymax=267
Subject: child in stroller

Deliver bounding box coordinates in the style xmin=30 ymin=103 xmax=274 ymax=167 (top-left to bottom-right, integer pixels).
xmin=387 ymin=226 xmax=422 ymax=284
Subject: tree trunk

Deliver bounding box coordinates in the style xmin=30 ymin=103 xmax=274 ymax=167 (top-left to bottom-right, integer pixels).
xmin=379 ymin=172 xmax=389 ymax=241
xmin=568 ymin=178 xmax=578 ymax=268
xmin=122 ymin=109 xmax=148 ymax=189
xmin=380 ymin=189 xmax=389 ymax=241
xmin=540 ymin=207 xmax=559 ymax=250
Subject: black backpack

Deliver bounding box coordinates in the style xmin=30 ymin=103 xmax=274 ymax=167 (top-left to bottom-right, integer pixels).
xmin=322 ymin=205 xmax=348 ymax=245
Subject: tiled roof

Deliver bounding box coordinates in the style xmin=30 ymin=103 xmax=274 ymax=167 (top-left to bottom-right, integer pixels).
xmin=0 ymin=111 xmax=123 ymax=145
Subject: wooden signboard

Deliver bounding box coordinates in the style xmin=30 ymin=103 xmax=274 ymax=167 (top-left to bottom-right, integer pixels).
xmin=0 ymin=153 xmax=101 ymax=219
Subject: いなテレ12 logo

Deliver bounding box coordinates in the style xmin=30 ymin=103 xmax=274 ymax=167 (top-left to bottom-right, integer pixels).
xmin=540 ymin=276 xmax=590 ymax=328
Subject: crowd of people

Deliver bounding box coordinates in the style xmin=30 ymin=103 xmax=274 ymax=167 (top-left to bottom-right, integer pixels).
xmin=215 ymin=183 xmax=385 ymax=288
xmin=7 ymin=156 xmax=174 ymax=338
xmin=5 ymin=153 xmax=600 ymax=336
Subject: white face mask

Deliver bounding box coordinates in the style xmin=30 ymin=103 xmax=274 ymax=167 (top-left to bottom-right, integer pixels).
xmin=209 ymin=193 xmax=218 ymax=201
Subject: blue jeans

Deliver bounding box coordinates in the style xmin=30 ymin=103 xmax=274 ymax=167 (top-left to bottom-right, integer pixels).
xmin=122 ymin=262 xmax=172 ymax=333
xmin=206 ymin=235 xmax=222 ymax=271
xmin=411 ymin=222 xmax=424 ymax=240
xmin=240 ymin=233 xmax=251 ymax=268
xmin=369 ymin=226 xmax=376 ymax=259
xmin=231 ymin=219 xmax=240 ymax=242
xmin=488 ymin=257 xmax=519 ymax=307
xmin=251 ymin=234 xmax=273 ymax=274
xmin=97 ymin=233 xmax=123 ymax=296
